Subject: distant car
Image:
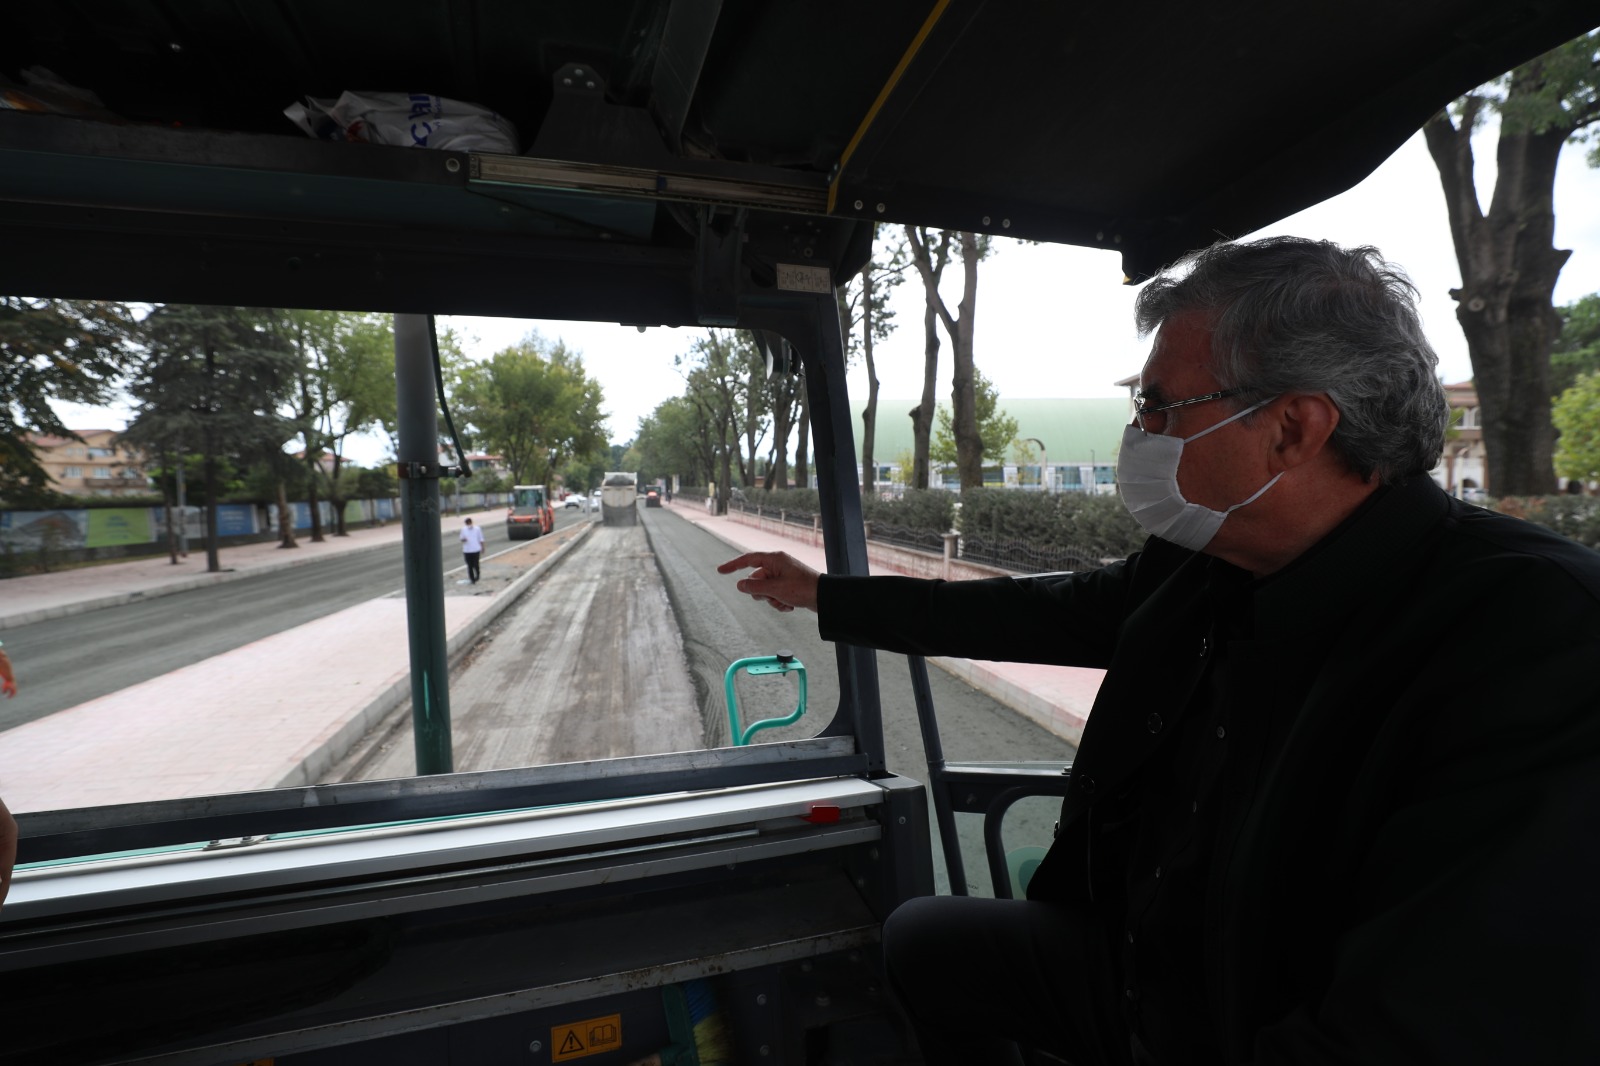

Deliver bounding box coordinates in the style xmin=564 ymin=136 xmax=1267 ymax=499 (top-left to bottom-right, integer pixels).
xmin=590 ymin=489 xmax=603 ymax=507
xmin=645 ymin=489 xmax=661 ymax=508
xmin=562 ymin=494 xmax=584 ymax=509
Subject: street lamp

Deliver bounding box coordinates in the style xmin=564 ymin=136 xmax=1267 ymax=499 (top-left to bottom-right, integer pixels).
xmin=1022 ymin=437 xmax=1047 ymax=493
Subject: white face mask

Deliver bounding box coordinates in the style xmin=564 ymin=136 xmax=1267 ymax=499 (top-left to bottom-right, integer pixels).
xmin=1116 ymin=397 xmax=1282 ymax=551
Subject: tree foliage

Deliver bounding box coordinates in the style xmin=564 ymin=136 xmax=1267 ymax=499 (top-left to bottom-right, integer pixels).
xmin=1423 ymin=29 xmax=1600 ymax=494
xmin=931 ymin=369 xmax=1018 ymax=465
xmin=633 ymin=395 xmax=710 ymax=487
xmin=1 ymin=297 xmax=138 ymax=503
xmin=677 ymin=329 xmax=764 ymax=511
xmin=121 ymin=305 xmax=299 ymax=570
xmin=1551 ymin=292 xmax=1600 ymax=397
xmin=454 ymin=334 xmax=607 ymax=487
xmin=1552 ymin=369 xmax=1600 ymax=483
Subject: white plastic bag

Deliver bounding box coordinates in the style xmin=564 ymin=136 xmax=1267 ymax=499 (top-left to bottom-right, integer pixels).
xmin=284 ymin=91 xmax=517 ymax=153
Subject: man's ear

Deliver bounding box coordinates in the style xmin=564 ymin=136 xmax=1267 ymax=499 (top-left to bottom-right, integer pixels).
xmin=1272 ymin=393 xmax=1340 ymax=470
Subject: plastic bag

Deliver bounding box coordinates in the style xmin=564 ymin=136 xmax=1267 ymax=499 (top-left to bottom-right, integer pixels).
xmin=284 ymin=91 xmax=517 ymax=153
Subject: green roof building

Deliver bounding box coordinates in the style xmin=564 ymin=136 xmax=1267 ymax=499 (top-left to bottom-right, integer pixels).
xmin=850 ymin=396 xmax=1131 ymax=492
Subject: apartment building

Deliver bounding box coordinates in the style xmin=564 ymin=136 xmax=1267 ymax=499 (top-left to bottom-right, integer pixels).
xmin=27 ymin=430 xmax=150 ymax=497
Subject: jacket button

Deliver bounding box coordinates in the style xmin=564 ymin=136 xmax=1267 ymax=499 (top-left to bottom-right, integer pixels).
xmin=1079 ymin=775 xmax=1096 ymax=794
xmin=1146 ymin=713 xmax=1163 ymax=733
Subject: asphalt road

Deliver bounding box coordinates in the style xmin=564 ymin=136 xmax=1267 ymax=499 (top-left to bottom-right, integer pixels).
xmin=643 ymin=507 xmax=1077 ymax=893
xmin=0 ymin=512 xmax=584 ymax=731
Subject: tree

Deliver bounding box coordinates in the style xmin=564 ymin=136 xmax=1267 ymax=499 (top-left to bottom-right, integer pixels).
xmin=285 ymin=310 xmax=396 ymax=538
xmin=906 ymin=230 xmax=994 ymax=489
xmin=454 ymin=335 xmax=607 ymax=489
xmin=837 ymin=228 xmax=906 ymax=497
xmin=1552 ymin=292 xmax=1600 ymax=397
xmin=633 ymin=396 xmax=710 ymax=487
xmin=1553 ymin=370 xmax=1600 ymax=485
xmin=1 ymin=297 xmax=137 ymax=504
xmin=902 ymin=228 xmax=955 ymax=491
xmin=677 ymin=329 xmax=758 ymax=512
xmin=1422 ymin=29 xmax=1600 ymax=495
xmin=123 ymin=305 xmax=299 ymax=572
xmin=930 ymin=369 xmax=1018 ymax=469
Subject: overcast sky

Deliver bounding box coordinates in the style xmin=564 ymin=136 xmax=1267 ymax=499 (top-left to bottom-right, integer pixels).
xmin=50 ymin=126 xmax=1600 ymax=469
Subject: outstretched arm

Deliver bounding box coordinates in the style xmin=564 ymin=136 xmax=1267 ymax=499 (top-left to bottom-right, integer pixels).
xmin=717 ymin=552 xmax=821 ymax=613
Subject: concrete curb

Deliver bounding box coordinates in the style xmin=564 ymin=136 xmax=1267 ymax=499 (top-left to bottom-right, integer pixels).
xmin=272 ymin=520 xmax=598 ymax=788
xmin=663 ymin=508 xmax=1084 ymax=741
xmin=0 ymin=537 xmax=405 ymax=633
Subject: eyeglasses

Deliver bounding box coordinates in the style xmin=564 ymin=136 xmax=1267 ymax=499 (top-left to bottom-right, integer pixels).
xmin=1132 ymin=387 xmax=1250 ymax=434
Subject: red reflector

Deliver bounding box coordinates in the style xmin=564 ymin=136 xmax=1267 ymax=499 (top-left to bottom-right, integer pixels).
xmin=801 ymin=803 xmax=841 ymax=824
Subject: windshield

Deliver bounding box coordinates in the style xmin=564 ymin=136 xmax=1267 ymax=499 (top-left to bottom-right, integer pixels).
xmin=2 ymin=309 xmax=1086 ymax=834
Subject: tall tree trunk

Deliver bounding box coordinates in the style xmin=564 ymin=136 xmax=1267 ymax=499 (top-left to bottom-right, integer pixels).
xmin=905 ymin=226 xmax=953 ymax=490
xmin=860 ymin=264 xmax=879 ymax=499
xmin=794 ymin=389 xmax=810 ymax=491
xmin=276 ymin=478 xmax=298 ymax=548
xmin=950 ymin=232 xmax=984 ymax=490
xmin=1424 ymin=82 xmax=1570 ymax=496
xmin=162 ymin=447 xmax=180 ymax=565
xmin=202 ymin=343 xmax=221 ymax=573
xmin=911 ymin=301 xmax=941 ymax=489
xmin=330 ymin=453 xmax=348 ymax=536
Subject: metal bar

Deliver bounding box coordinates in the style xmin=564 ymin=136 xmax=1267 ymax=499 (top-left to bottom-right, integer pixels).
xmin=907 ymin=655 xmax=968 ymax=895
xmin=394 ymin=314 xmax=453 ymax=774
xmin=13 ymin=740 xmax=868 ymax=864
xmin=471 ymin=154 xmax=828 ymax=215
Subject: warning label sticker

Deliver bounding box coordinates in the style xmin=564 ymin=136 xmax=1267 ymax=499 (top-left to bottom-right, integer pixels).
xmin=551 ymin=1014 xmax=623 ymax=1062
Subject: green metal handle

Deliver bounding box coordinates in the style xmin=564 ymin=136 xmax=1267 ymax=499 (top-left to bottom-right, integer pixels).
xmin=724 ymin=653 xmax=808 ymax=746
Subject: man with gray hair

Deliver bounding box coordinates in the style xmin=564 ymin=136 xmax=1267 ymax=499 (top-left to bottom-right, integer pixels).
xmin=719 ymin=237 xmax=1600 ymax=1064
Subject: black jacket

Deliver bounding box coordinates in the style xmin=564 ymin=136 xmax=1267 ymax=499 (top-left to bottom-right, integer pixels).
xmin=819 ymin=476 xmax=1600 ymax=1063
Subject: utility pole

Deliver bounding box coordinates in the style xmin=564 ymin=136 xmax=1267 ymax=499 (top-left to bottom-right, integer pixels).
xmin=394 ymin=314 xmax=454 ymax=775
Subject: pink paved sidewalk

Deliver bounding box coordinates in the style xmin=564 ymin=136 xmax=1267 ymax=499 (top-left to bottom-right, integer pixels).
xmin=665 ymin=501 xmax=1102 ymax=745
xmin=0 ymin=520 xmax=592 ymax=814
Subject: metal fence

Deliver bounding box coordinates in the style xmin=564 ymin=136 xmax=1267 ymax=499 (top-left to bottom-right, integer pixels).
xmin=956 ymin=535 xmax=1104 ymax=574
xmin=866 ymin=522 xmax=948 ymax=554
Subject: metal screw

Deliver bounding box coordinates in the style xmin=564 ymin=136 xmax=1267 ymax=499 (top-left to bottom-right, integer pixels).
xmin=816 ymin=994 xmax=832 ymax=1007
xmin=529 ymin=1040 xmax=543 ymax=1053
xmin=802 ymin=247 xmax=814 ymax=258
xmin=1114 ymin=233 xmax=1123 ymax=244
xmin=169 ymin=41 xmax=183 ymax=53
xmin=562 ymin=77 xmax=573 ymax=86
xmin=897 ymin=816 xmax=906 ymax=824
xmin=875 ymin=202 xmax=886 ymax=213
xmin=1096 ymin=230 xmax=1105 ymax=240
xmin=1002 ymin=218 xmax=1011 ymax=228
xmin=757 ymin=993 xmax=768 ymax=1006
xmin=855 ymin=876 xmax=866 ymax=889
xmin=982 ymin=215 xmax=991 ymax=225
xmin=586 ymin=81 xmax=596 ymax=90
xmin=760 ymin=1046 xmax=772 ymax=1057
xmin=445 ymin=158 xmax=461 ymax=173
xmin=853 ymin=199 xmax=864 ymax=210
xmin=575 ymin=68 xmax=586 ymax=76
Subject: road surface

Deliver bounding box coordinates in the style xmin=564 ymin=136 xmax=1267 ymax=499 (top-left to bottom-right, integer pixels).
xmin=0 ymin=512 xmax=583 ymax=730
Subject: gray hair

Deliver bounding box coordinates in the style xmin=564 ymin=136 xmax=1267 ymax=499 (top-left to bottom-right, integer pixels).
xmin=1133 ymin=237 xmax=1448 ymax=483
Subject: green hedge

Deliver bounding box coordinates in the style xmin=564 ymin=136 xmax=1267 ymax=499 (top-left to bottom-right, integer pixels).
xmin=1492 ymin=495 xmax=1600 ymax=550
xmin=956 ymin=489 xmax=1145 ymax=561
